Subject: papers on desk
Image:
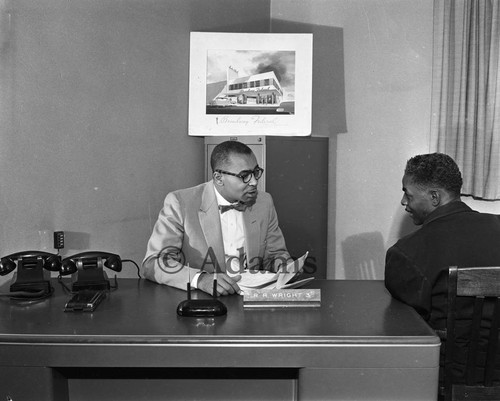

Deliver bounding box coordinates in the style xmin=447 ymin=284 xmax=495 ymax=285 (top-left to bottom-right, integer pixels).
xmin=240 ymin=251 xmax=321 ymax=308
xmin=238 ymin=252 xmax=313 ymax=292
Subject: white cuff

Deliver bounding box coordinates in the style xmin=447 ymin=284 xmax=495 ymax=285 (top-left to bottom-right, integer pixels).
xmin=191 ymin=271 xmax=206 ymax=289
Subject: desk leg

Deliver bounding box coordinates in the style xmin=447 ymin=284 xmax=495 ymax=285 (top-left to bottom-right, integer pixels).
xmin=298 ymin=367 xmax=438 ymax=401
xmin=0 ymin=366 xmax=69 ymax=401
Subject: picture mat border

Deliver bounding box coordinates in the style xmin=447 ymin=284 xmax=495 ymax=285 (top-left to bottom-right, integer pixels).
xmin=188 ymin=32 xmax=313 ymax=137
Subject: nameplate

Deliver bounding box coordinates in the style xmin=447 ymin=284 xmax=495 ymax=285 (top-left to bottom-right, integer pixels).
xmin=243 ymin=289 xmax=321 ymax=308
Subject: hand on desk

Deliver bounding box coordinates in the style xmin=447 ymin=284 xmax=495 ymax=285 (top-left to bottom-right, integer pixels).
xmin=198 ymin=272 xmax=241 ymax=296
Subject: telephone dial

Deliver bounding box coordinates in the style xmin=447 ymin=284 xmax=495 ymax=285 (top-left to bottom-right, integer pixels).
xmin=61 ymin=251 xmax=122 ymax=291
xmin=0 ymin=251 xmax=62 ymax=298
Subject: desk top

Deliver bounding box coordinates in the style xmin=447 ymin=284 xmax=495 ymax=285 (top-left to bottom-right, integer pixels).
xmin=0 ymin=279 xmax=439 ymax=346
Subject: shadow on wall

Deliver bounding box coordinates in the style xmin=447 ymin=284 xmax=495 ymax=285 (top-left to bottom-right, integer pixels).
xmin=342 ymin=231 xmax=386 ymax=280
xmin=387 ymin=208 xmax=419 ymax=253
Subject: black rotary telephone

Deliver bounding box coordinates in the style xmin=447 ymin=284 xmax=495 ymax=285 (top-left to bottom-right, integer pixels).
xmin=60 ymin=251 xmax=122 ymax=291
xmin=0 ymin=251 xmax=62 ymax=298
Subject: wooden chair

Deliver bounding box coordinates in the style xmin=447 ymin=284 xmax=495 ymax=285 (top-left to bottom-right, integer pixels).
xmin=444 ymin=266 xmax=500 ymax=400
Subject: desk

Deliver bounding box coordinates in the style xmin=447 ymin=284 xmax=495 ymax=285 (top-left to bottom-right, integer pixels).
xmin=0 ymin=279 xmax=439 ymax=400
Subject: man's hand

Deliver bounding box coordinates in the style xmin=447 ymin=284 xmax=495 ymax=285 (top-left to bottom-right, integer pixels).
xmin=198 ymin=273 xmax=241 ymax=296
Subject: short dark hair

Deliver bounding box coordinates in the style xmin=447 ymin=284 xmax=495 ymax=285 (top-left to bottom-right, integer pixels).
xmin=210 ymin=140 xmax=253 ymax=171
xmin=405 ymin=153 xmax=463 ymax=196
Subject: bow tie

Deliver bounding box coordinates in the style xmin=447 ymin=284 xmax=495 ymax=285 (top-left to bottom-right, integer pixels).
xmin=219 ymin=202 xmax=248 ymax=214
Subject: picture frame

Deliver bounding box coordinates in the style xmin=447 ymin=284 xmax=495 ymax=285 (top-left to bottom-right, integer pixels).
xmin=188 ymin=32 xmax=313 ymax=137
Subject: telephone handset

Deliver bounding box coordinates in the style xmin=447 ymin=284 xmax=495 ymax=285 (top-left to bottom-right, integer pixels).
xmin=61 ymin=251 xmax=122 ymax=291
xmin=0 ymin=251 xmax=61 ymax=275
xmin=61 ymin=251 xmax=122 ymax=275
xmin=0 ymin=251 xmax=62 ymax=298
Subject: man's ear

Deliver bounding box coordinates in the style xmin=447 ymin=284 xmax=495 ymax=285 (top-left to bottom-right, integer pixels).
xmin=213 ymin=171 xmax=223 ymax=186
xmin=430 ymin=189 xmax=441 ymax=207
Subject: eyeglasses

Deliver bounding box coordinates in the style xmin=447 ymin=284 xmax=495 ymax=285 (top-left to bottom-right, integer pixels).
xmin=215 ymin=166 xmax=264 ymax=183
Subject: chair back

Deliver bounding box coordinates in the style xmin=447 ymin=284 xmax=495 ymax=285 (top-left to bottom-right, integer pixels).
xmin=445 ymin=266 xmax=500 ymax=400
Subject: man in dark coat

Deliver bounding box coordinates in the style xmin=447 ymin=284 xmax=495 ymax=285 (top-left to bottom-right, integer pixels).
xmin=385 ymin=153 xmax=500 ymax=389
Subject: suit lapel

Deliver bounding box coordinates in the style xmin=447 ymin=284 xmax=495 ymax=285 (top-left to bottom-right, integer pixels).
xmin=199 ymin=182 xmax=226 ymax=272
xmin=243 ymin=203 xmax=260 ymax=267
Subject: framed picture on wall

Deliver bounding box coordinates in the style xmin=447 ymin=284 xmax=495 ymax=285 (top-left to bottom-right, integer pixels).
xmin=188 ymin=32 xmax=313 ymax=137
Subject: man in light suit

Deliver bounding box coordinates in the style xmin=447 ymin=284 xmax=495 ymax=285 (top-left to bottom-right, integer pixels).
xmin=142 ymin=140 xmax=290 ymax=296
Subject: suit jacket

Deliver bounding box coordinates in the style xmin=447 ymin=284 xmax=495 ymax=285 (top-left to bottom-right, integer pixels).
xmin=385 ymin=201 xmax=500 ymax=383
xmin=142 ymin=181 xmax=290 ymax=290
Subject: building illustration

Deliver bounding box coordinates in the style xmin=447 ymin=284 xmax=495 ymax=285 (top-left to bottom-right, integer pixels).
xmin=207 ymin=67 xmax=284 ymax=107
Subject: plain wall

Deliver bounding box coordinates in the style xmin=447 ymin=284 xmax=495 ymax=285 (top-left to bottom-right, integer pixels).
xmin=271 ymin=0 xmax=434 ymax=278
xmin=0 ymin=0 xmax=271 ymax=285
xmin=272 ymin=0 xmax=500 ymax=279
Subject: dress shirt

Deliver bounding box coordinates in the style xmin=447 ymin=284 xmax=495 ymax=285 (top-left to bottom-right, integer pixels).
xmin=214 ymin=187 xmax=246 ymax=275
